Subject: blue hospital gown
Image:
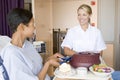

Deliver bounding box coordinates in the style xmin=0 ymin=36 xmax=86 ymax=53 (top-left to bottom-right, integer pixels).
xmin=0 ymin=40 xmax=50 ymax=80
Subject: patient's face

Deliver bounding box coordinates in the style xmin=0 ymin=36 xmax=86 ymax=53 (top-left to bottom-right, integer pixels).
xmin=23 ymin=18 xmax=35 ymax=38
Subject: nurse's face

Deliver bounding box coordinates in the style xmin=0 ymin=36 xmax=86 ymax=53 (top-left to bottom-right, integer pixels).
xmin=77 ymin=9 xmax=91 ymax=26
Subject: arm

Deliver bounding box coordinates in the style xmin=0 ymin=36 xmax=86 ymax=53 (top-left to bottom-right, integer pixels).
xmin=61 ymin=29 xmax=74 ymax=56
xmin=38 ymin=53 xmax=63 ymax=80
xmin=96 ymin=30 xmax=106 ymax=53
xmin=64 ymin=47 xmax=76 ymax=56
xmin=37 ymin=61 xmax=50 ymax=80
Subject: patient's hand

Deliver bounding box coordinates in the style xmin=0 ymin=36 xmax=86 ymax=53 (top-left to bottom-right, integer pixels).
xmin=47 ymin=57 xmax=60 ymax=67
xmin=46 ymin=53 xmax=63 ymax=67
xmin=53 ymin=53 xmax=64 ymax=58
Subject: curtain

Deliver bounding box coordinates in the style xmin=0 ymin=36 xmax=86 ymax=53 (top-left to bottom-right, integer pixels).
xmin=0 ymin=0 xmax=24 ymax=37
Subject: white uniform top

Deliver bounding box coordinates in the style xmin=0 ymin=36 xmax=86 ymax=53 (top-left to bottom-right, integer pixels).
xmin=61 ymin=25 xmax=106 ymax=53
xmin=0 ymin=40 xmax=50 ymax=80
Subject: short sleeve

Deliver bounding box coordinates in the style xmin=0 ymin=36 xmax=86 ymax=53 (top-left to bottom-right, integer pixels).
xmin=61 ymin=29 xmax=73 ymax=49
xmin=96 ymin=30 xmax=106 ymax=51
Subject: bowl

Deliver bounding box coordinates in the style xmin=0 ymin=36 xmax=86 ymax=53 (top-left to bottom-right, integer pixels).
xmin=89 ymin=66 xmax=114 ymax=77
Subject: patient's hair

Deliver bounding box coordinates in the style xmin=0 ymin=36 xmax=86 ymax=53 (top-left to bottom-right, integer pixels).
xmin=7 ymin=8 xmax=33 ymax=34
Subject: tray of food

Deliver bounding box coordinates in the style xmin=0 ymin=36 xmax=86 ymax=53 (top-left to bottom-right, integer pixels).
xmin=54 ymin=63 xmax=112 ymax=80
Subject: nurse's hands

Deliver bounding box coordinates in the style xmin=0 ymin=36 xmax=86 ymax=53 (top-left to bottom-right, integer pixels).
xmin=46 ymin=53 xmax=64 ymax=67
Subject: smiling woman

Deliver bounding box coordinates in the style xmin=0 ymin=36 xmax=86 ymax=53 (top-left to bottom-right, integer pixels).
xmin=61 ymin=4 xmax=106 ymax=56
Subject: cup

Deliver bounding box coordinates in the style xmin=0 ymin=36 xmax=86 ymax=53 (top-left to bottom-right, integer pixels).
xmin=76 ymin=67 xmax=88 ymax=75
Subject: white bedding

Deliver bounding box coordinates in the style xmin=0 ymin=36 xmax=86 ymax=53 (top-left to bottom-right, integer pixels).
xmin=0 ymin=36 xmax=11 ymax=52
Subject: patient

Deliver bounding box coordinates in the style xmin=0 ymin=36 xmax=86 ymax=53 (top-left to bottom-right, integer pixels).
xmin=61 ymin=4 xmax=106 ymax=56
xmin=0 ymin=8 xmax=63 ymax=80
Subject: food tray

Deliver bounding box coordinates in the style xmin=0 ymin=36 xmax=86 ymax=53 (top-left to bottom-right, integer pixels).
xmin=54 ymin=68 xmax=111 ymax=80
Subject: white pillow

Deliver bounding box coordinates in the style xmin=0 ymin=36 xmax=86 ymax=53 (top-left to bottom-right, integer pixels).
xmin=0 ymin=47 xmax=2 ymax=52
xmin=0 ymin=36 xmax=11 ymax=52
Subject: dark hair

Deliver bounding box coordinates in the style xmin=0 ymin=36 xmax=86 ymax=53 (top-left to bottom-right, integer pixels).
xmin=7 ymin=8 xmax=33 ymax=34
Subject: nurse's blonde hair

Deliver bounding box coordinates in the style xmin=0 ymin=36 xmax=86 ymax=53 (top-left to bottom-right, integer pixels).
xmin=77 ymin=4 xmax=92 ymax=23
xmin=77 ymin=4 xmax=92 ymax=15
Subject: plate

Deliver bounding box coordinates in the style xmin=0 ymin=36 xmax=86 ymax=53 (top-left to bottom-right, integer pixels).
xmin=89 ymin=66 xmax=114 ymax=77
xmin=54 ymin=68 xmax=76 ymax=78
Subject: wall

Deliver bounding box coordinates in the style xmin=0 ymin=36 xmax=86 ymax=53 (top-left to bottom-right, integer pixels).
xmin=24 ymin=0 xmax=31 ymax=3
xmin=34 ymin=0 xmax=54 ymax=76
xmin=98 ymin=0 xmax=115 ymax=42
xmin=34 ymin=0 xmax=53 ymax=54
xmin=114 ymin=0 xmax=120 ymax=70
xmin=102 ymin=44 xmax=114 ymax=67
xmin=98 ymin=0 xmax=115 ymax=68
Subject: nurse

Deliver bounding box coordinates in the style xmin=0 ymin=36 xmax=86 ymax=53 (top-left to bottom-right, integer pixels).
xmin=0 ymin=8 xmax=63 ymax=80
xmin=61 ymin=4 xmax=106 ymax=56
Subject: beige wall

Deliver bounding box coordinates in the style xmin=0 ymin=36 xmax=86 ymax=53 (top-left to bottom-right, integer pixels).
xmin=103 ymin=44 xmax=114 ymax=68
xmin=34 ymin=0 xmax=53 ymax=54
xmin=34 ymin=0 xmax=54 ymax=76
